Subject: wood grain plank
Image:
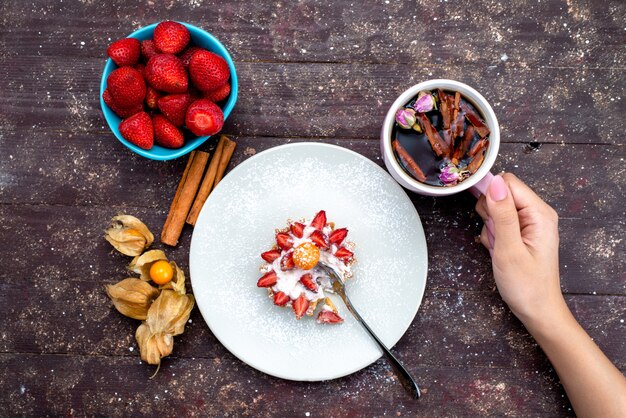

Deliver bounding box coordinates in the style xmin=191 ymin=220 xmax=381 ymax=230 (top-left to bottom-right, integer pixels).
xmin=1 ymin=134 xmax=624 ymax=221
xmin=1 ymin=0 xmax=623 ymax=69
xmin=1 ymin=253 xmax=624 ymax=372
xmin=1 ymin=59 xmax=624 ymax=144
xmin=0 ymin=201 xmax=623 ymax=295
xmin=0 ymin=352 xmax=578 ymax=417
xmin=0 ymin=1 xmax=623 ymax=416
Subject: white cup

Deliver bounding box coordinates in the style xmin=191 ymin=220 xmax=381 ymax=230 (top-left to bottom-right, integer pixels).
xmin=380 ymin=79 xmax=500 ymax=197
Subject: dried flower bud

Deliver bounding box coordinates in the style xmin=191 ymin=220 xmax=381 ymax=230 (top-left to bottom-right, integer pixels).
xmin=395 ymin=107 xmax=417 ymax=129
xmin=439 ymin=163 xmax=470 ymax=186
xmin=105 ymin=278 xmax=160 ymax=320
xmin=159 ymin=261 xmax=186 ymax=295
xmin=129 ymin=250 xmax=168 ymax=280
xmin=414 ymin=92 xmax=435 ymax=113
xmin=105 ymin=215 xmax=154 ymax=256
xmin=135 ymin=290 xmax=195 ymax=367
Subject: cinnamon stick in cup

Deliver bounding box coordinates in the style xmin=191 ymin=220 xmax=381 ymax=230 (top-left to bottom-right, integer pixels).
xmin=161 ymin=150 xmax=210 ymax=246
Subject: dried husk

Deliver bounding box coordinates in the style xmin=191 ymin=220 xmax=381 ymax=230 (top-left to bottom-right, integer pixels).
xmin=159 ymin=261 xmax=186 ymax=295
xmin=128 ymin=250 xmax=168 ymax=280
xmin=135 ymin=290 xmax=195 ymax=367
xmin=136 ymin=324 xmax=174 ymax=366
xmin=105 ymin=278 xmax=160 ymax=320
xmin=105 ymin=215 xmax=154 ymax=256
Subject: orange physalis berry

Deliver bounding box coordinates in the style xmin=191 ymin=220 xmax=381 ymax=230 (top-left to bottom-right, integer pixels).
xmin=292 ymin=242 xmax=320 ymax=270
xmin=149 ymin=260 xmax=174 ymax=285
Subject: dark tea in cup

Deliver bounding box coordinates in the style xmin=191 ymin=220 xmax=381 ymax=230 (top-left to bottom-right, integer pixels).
xmin=392 ymin=89 xmax=491 ymax=187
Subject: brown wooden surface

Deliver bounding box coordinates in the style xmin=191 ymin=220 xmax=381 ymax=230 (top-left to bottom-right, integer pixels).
xmin=0 ymin=0 xmax=624 ymax=416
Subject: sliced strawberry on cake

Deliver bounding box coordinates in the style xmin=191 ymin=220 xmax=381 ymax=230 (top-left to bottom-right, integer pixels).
xmin=256 ymin=210 xmax=356 ymax=324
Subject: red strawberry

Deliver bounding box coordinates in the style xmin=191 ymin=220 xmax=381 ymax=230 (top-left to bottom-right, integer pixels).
xmin=153 ymin=114 xmax=184 ymax=149
xmin=157 ymin=93 xmax=192 ymax=127
xmin=273 ymin=291 xmax=290 ymax=306
xmin=103 ymin=89 xmax=143 ymax=118
xmin=141 ymin=40 xmax=160 ymax=62
xmin=118 ymin=112 xmax=154 ymax=150
xmin=261 ymin=249 xmax=281 ymax=263
xmin=311 ymin=210 xmax=327 ymax=230
xmin=203 ymin=82 xmax=231 ymax=102
xmin=299 ymin=273 xmax=318 ymax=292
xmin=189 ymin=49 xmax=230 ymax=92
xmin=257 ymin=271 xmax=277 ymax=288
xmin=280 ymin=253 xmax=295 ymax=271
xmin=276 ymin=233 xmax=293 ymax=250
xmin=154 ymin=21 xmax=190 ymax=54
xmin=146 ymin=54 xmax=188 ymax=93
xmin=292 ymin=294 xmax=310 ymax=320
xmin=334 ymin=247 xmax=354 ymax=260
xmin=145 ymin=87 xmax=161 ymax=109
xmin=188 ymin=85 xmax=204 ymax=101
xmin=185 ymin=99 xmax=224 ymax=136
xmin=290 ymin=222 xmax=305 ymax=238
xmin=310 ymin=230 xmax=328 ymax=249
xmin=107 ymin=38 xmax=141 ymax=66
xmin=106 ymin=67 xmax=146 ymax=107
xmin=317 ymin=310 xmax=344 ymax=324
xmin=179 ymin=46 xmax=202 ymax=69
xmin=134 ymin=63 xmax=146 ymax=79
xmin=329 ymin=228 xmax=348 ymax=246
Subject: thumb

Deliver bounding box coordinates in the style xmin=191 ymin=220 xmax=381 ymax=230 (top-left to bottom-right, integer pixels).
xmin=486 ymin=175 xmax=524 ymax=250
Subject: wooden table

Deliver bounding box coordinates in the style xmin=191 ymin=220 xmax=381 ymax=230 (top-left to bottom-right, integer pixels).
xmin=1 ymin=1 xmax=624 ymax=416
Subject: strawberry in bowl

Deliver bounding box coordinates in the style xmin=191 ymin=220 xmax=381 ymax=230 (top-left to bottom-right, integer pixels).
xmin=100 ymin=21 xmax=238 ymax=161
xmin=257 ymin=210 xmax=356 ymax=324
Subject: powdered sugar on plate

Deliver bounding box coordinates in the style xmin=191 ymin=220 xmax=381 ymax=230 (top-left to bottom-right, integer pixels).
xmin=189 ymin=143 xmax=427 ymax=381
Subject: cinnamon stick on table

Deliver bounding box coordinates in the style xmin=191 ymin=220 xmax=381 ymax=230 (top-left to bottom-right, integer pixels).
xmin=186 ymin=136 xmax=227 ymax=226
xmin=161 ymin=150 xmax=210 ymax=246
xmin=186 ymin=135 xmax=237 ymax=226
xmin=213 ymin=136 xmax=237 ymax=186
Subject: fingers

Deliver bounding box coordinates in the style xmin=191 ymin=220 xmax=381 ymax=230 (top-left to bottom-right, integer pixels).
xmin=480 ymin=224 xmax=494 ymax=248
xmin=502 ymin=173 xmax=549 ymax=213
xmin=480 ymin=225 xmax=494 ymax=257
xmin=485 ymin=174 xmax=524 ymax=250
xmin=475 ymin=195 xmax=488 ymax=220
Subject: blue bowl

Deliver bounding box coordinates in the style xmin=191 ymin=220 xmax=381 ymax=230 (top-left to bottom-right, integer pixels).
xmin=100 ymin=22 xmax=238 ymax=161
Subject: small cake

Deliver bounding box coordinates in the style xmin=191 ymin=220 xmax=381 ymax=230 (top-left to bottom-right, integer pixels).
xmin=257 ymin=210 xmax=355 ymax=323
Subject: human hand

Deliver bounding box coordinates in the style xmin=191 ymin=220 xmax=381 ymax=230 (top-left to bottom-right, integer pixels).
xmin=475 ymin=173 xmax=567 ymax=331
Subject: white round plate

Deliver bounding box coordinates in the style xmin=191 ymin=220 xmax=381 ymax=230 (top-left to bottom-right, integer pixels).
xmin=190 ymin=142 xmax=428 ymax=381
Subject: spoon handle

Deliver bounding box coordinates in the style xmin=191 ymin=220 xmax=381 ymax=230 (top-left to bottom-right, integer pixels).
xmin=338 ymin=290 xmax=421 ymax=399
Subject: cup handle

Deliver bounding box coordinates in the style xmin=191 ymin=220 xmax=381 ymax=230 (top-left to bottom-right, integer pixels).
xmin=469 ymin=171 xmax=496 ymax=255
xmin=469 ymin=171 xmax=494 ymax=199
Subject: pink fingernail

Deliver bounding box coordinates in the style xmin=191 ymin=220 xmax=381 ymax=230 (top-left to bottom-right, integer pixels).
xmin=489 ymin=175 xmax=508 ymax=202
xmin=488 ymin=248 xmax=493 ymax=258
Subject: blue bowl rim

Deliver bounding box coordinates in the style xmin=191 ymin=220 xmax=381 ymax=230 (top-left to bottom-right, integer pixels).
xmin=99 ymin=21 xmax=238 ymax=161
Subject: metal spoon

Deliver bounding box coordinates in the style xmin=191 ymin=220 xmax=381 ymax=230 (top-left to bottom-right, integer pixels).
xmin=318 ymin=261 xmax=421 ymax=399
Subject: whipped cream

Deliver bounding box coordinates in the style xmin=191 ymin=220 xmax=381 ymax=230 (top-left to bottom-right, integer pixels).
xmin=261 ymin=216 xmax=354 ymax=304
